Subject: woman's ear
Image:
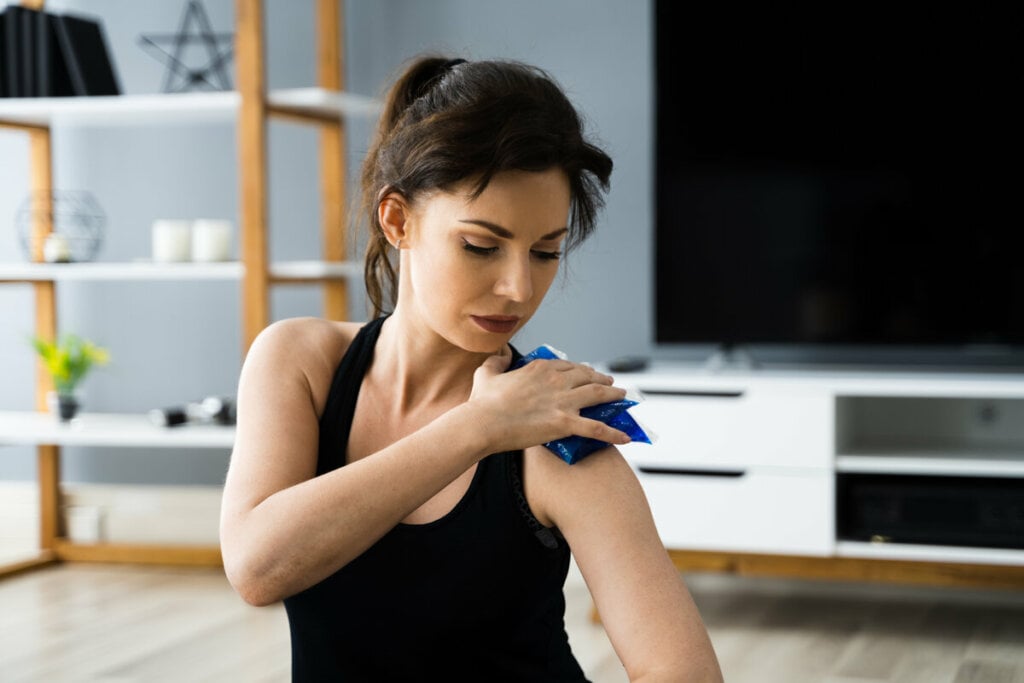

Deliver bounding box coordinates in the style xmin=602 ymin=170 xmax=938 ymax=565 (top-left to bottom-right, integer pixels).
xmin=378 ymin=192 xmax=409 ymax=249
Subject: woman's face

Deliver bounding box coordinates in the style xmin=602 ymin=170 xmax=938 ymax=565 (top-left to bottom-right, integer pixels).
xmin=399 ymin=167 xmax=572 ymax=353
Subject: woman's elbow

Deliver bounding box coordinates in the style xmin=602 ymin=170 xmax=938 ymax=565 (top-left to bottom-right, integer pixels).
xmin=222 ymin=554 xmax=285 ymax=606
xmin=220 ymin=532 xmax=286 ymax=606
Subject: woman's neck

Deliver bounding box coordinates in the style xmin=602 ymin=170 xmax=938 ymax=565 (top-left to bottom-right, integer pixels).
xmin=371 ymin=309 xmax=501 ymax=414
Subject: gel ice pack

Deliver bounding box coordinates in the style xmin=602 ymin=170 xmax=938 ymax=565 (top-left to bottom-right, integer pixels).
xmin=510 ymin=344 xmax=652 ymax=464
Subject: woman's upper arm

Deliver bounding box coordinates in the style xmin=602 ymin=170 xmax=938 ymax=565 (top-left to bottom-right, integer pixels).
xmin=536 ymin=447 xmax=723 ymax=682
xmin=221 ymin=318 xmax=344 ymax=531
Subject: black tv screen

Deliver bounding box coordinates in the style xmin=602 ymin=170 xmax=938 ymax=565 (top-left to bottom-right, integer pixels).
xmin=655 ymin=3 xmax=1024 ymax=349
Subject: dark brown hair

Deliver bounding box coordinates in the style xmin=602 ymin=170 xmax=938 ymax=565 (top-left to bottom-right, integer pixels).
xmin=360 ymin=55 xmax=614 ymax=318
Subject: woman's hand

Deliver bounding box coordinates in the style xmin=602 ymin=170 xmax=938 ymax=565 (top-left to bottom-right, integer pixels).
xmin=468 ymin=351 xmax=631 ymax=453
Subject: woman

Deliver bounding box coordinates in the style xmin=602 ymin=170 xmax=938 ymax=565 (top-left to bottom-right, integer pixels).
xmin=220 ymin=55 xmax=722 ymax=682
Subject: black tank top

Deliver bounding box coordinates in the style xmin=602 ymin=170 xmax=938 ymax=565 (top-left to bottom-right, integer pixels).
xmin=283 ymin=316 xmax=591 ymax=682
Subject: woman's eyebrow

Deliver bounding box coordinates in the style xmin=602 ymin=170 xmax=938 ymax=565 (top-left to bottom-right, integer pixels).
xmin=459 ymin=219 xmax=568 ymax=241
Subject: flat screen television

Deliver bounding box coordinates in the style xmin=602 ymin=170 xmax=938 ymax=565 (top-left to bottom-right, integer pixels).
xmin=655 ymin=3 xmax=1024 ymax=357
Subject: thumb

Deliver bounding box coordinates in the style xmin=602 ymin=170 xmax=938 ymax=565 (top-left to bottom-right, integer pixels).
xmin=477 ymin=351 xmax=512 ymax=377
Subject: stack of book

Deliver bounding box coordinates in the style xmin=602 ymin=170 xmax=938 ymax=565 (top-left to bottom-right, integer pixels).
xmin=0 ymin=6 xmax=120 ymax=98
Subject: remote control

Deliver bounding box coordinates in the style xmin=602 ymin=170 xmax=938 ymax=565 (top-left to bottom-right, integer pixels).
xmin=607 ymin=355 xmax=649 ymax=372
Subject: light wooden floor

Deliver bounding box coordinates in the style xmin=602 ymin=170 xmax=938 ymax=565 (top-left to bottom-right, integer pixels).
xmin=1 ymin=560 xmax=1023 ymax=682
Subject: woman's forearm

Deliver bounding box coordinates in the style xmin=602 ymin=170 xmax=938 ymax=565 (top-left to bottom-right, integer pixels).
xmin=221 ymin=402 xmax=491 ymax=605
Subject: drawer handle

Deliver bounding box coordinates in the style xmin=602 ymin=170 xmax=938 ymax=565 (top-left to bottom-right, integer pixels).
xmin=637 ymin=389 xmax=745 ymax=399
xmin=638 ymin=466 xmax=746 ymax=478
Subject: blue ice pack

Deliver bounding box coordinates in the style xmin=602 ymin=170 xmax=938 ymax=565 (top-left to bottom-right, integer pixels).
xmin=510 ymin=345 xmax=652 ymax=464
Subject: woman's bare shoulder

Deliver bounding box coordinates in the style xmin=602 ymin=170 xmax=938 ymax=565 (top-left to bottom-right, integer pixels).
xmin=249 ymin=316 xmax=361 ymax=361
xmin=522 ymin=444 xmax=639 ymax=529
xmin=245 ymin=317 xmax=367 ymax=414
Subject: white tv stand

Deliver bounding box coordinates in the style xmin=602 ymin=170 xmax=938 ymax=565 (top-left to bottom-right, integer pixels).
xmin=613 ymin=363 xmax=1024 ymax=588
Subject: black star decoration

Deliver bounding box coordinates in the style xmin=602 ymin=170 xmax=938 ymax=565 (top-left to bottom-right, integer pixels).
xmin=138 ymin=1 xmax=234 ymax=93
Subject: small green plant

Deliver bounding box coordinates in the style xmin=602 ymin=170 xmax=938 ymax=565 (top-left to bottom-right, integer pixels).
xmin=30 ymin=333 xmax=110 ymax=395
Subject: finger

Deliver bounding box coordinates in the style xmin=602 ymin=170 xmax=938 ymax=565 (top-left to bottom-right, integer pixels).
xmin=561 ymin=364 xmax=616 ymax=388
xmin=575 ymin=417 xmax=632 ymax=445
xmin=570 ymin=384 xmax=628 ymax=406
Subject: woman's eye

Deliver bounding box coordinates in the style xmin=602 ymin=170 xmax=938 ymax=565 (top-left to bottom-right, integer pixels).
xmin=531 ymin=250 xmax=562 ymax=261
xmin=462 ymin=241 xmax=498 ymax=256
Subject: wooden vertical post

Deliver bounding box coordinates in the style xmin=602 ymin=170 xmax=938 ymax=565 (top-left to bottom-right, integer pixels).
xmin=29 ymin=124 xmax=61 ymax=549
xmin=318 ymin=0 xmax=348 ymax=321
xmin=236 ymin=0 xmax=270 ymax=351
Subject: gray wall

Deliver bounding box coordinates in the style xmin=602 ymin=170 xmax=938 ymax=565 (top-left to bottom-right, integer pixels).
xmin=0 ymin=1 xmax=654 ymax=484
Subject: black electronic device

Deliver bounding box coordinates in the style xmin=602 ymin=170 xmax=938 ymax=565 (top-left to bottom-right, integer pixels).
xmin=607 ymin=355 xmax=649 ymax=373
xmin=837 ymin=473 xmax=1024 ymax=551
xmin=654 ymin=3 xmax=1024 ymax=358
xmin=149 ymin=396 xmax=236 ymax=428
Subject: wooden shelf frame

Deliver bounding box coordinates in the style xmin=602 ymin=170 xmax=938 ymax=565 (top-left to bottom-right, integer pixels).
xmin=0 ymin=0 xmax=364 ymax=577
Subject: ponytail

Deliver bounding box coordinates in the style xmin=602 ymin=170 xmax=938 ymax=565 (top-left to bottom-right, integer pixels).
xmin=361 ymin=55 xmax=462 ymax=318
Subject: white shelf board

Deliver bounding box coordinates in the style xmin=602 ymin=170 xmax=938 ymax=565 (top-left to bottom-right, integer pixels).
xmin=837 ymin=439 xmax=1024 ymax=477
xmin=836 ymin=540 xmax=1024 ymax=566
xmin=0 ymin=88 xmax=380 ymax=127
xmin=266 ymin=87 xmax=382 ymax=119
xmin=0 ymin=261 xmax=242 ymax=281
xmin=836 ymin=452 xmax=1024 ymax=477
xmin=269 ymin=260 xmax=362 ymax=279
xmin=0 ymin=260 xmax=361 ymax=282
xmin=0 ymin=411 xmax=234 ymax=449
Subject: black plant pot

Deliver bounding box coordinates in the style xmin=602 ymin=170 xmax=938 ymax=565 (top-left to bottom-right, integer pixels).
xmin=56 ymin=394 xmax=80 ymax=422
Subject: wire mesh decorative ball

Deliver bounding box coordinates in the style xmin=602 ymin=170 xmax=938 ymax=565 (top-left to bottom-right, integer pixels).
xmin=16 ymin=191 xmax=105 ymax=262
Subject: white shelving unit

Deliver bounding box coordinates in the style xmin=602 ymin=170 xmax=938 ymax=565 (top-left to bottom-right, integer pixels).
xmin=0 ymin=411 xmax=234 ymax=449
xmin=0 ymin=0 xmax=375 ymax=576
xmin=0 ymin=88 xmax=380 ymax=127
xmin=0 ymin=260 xmax=362 ymax=282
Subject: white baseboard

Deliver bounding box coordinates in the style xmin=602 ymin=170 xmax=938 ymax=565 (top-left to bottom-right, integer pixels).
xmin=0 ymin=481 xmax=222 ymax=548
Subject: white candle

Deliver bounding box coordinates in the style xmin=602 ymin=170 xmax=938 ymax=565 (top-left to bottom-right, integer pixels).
xmin=191 ymin=219 xmax=233 ymax=262
xmin=151 ymin=219 xmax=193 ymax=263
xmin=43 ymin=233 xmax=72 ymax=263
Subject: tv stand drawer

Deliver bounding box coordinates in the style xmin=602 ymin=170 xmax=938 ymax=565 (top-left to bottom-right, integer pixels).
xmin=623 ymin=386 xmax=831 ymax=469
xmin=633 ymin=467 xmax=833 ymax=556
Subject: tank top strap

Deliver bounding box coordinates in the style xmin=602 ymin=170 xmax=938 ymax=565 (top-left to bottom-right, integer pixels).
xmin=316 ymin=315 xmax=388 ymax=475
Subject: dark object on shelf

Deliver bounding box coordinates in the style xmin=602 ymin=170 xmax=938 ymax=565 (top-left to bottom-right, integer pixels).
xmin=37 ymin=11 xmax=75 ymax=97
xmin=0 ymin=7 xmax=118 ymax=98
xmin=19 ymin=7 xmax=43 ymax=97
xmin=51 ymin=11 xmax=121 ymax=96
xmin=837 ymin=472 xmax=1024 ymax=551
xmin=1 ymin=6 xmax=25 ymax=97
xmin=138 ymin=0 xmax=233 ymax=93
xmin=607 ymin=355 xmax=649 ymax=373
xmin=149 ymin=396 xmax=236 ymax=428
xmin=15 ymin=190 xmax=106 ymax=263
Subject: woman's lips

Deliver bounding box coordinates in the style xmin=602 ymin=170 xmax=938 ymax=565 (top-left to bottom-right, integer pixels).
xmin=471 ymin=315 xmax=520 ymax=333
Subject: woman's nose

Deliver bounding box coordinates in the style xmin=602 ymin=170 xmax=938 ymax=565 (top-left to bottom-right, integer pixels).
xmin=494 ymin=254 xmax=533 ymax=302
